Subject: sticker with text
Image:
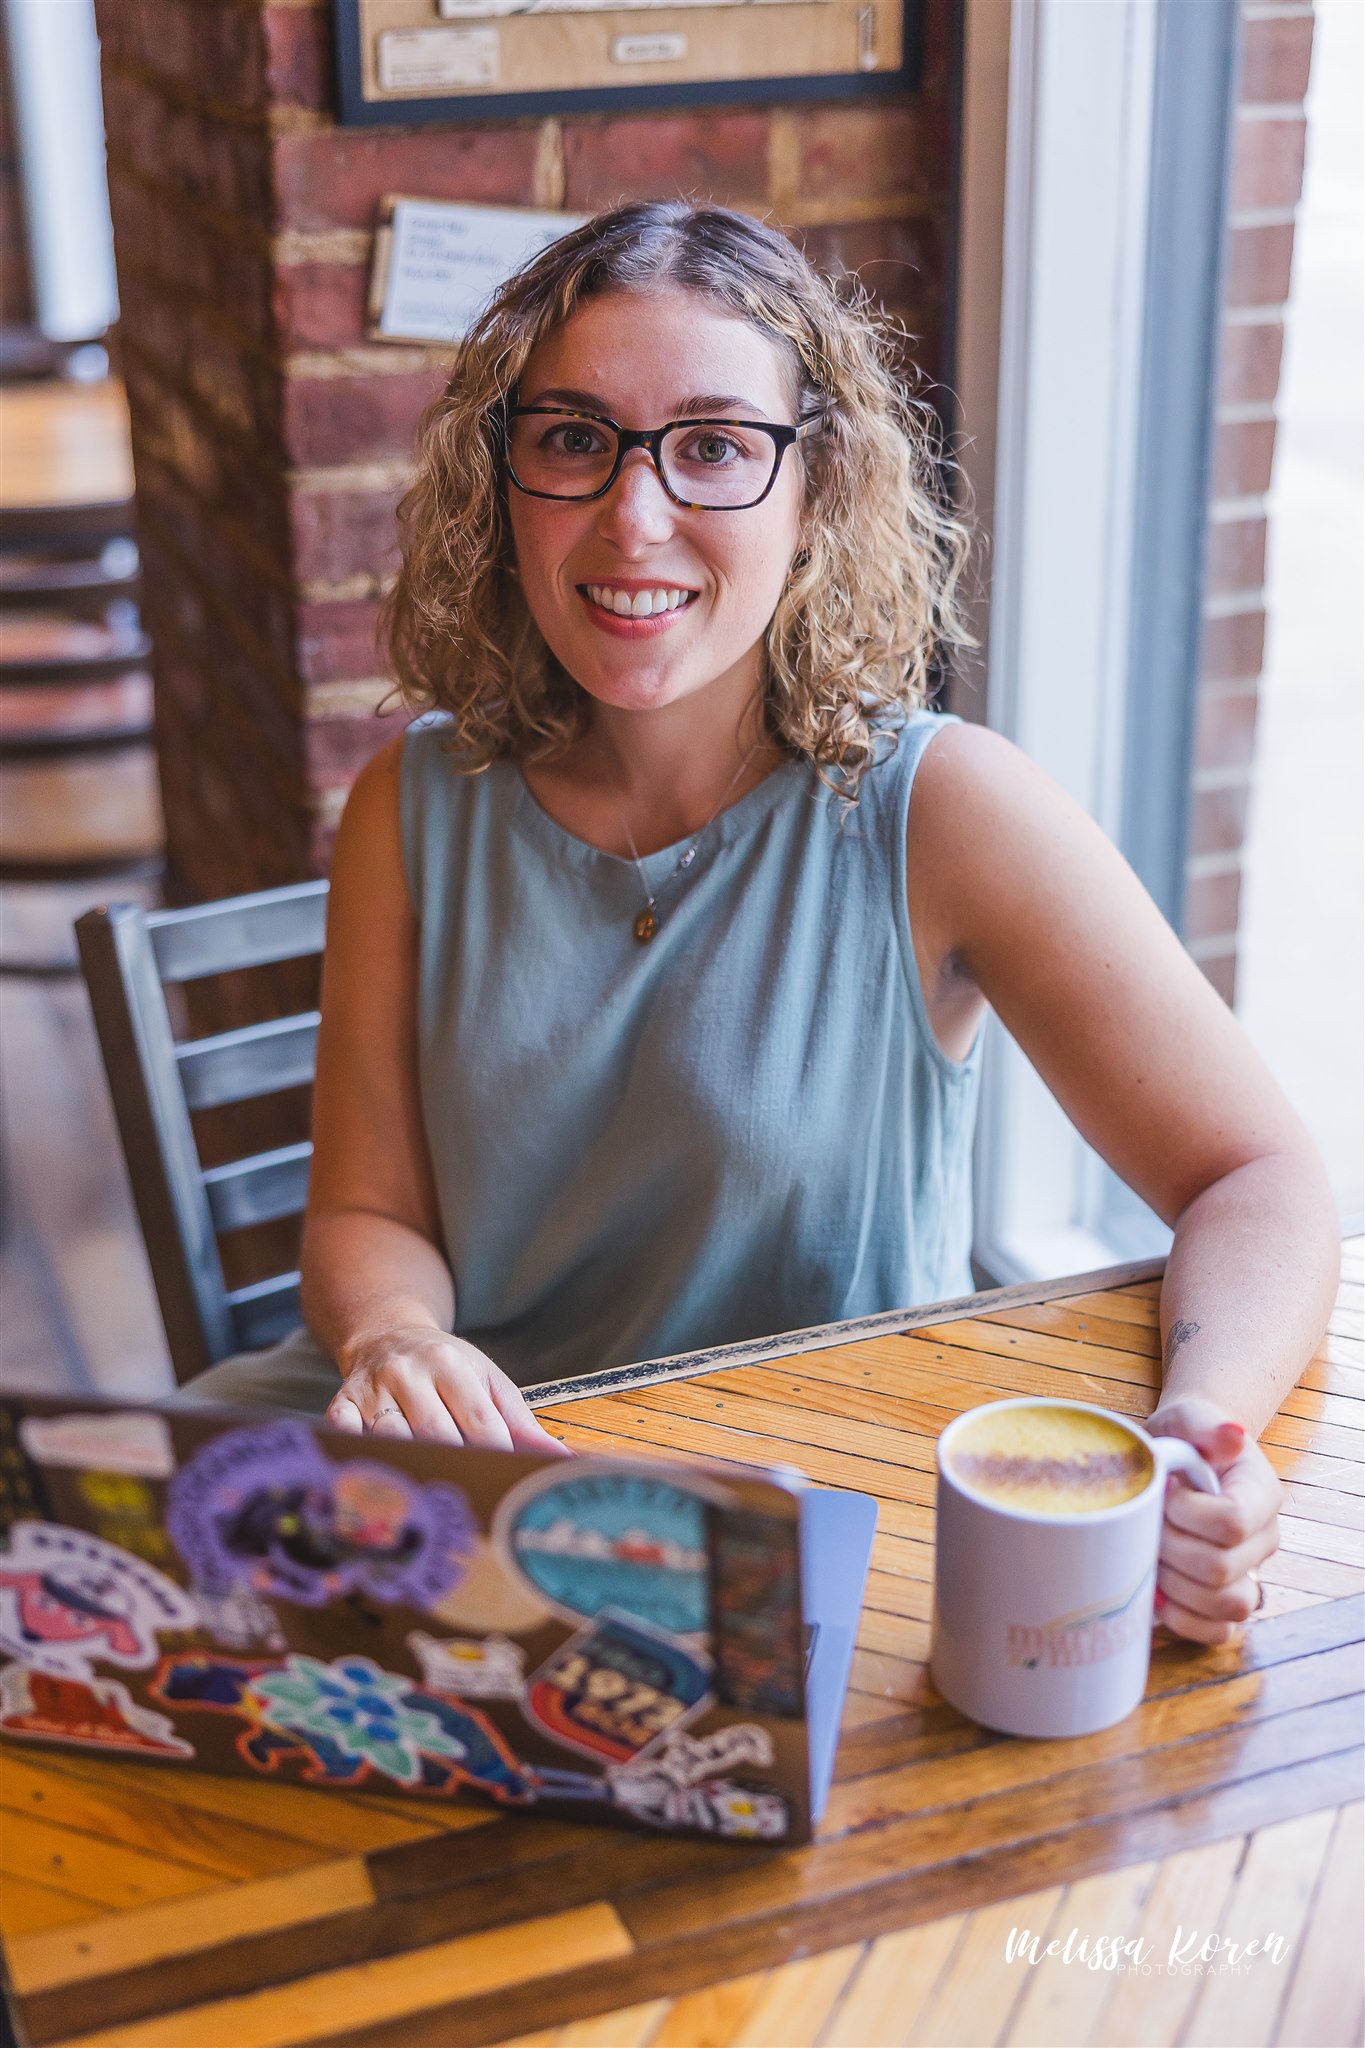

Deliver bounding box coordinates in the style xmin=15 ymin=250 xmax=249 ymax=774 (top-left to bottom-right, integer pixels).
xmin=20 ymin=1411 xmax=175 ymax=1478
xmin=407 ymin=1629 xmax=525 ymax=1699
xmin=524 ymin=1606 xmax=712 ymax=1766
xmin=497 ymin=1462 xmax=716 ymax=1636
xmin=0 ymin=1522 xmax=198 ymax=1679
xmin=166 ymin=1420 xmax=476 ymax=1611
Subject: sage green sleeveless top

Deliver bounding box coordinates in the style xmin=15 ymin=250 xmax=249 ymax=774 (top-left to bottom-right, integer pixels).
xmin=401 ymin=709 xmax=983 ymax=1386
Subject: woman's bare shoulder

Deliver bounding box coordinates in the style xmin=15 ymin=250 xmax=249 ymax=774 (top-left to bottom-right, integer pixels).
xmin=331 ymin=731 xmax=410 ymax=910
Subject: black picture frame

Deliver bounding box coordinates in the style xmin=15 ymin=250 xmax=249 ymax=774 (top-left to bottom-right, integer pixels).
xmin=333 ymin=0 xmax=922 ymax=128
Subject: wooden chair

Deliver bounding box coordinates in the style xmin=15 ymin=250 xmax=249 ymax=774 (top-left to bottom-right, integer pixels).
xmin=76 ymin=882 xmax=328 ymax=1384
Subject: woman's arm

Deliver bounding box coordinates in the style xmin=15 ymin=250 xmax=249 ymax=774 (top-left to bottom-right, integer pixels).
xmin=302 ymin=735 xmax=566 ymax=1452
xmin=909 ymin=723 xmax=1340 ymax=1641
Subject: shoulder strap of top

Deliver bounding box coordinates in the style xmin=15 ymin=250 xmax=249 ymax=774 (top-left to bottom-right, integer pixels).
xmin=399 ymin=712 xmax=459 ymax=915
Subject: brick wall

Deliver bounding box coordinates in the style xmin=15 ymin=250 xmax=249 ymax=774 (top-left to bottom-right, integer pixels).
xmin=93 ymin=0 xmax=959 ymax=902
xmin=1186 ymin=0 xmax=1314 ymax=1004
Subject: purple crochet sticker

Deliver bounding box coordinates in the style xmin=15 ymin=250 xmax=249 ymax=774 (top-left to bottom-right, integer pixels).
xmin=166 ymin=1421 xmax=476 ymax=1611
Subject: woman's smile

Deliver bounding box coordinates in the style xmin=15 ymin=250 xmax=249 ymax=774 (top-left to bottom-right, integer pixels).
xmin=577 ymin=578 xmax=700 ymax=635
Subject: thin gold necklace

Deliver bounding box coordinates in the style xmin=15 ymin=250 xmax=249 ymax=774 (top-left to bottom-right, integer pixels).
xmin=617 ymin=745 xmax=759 ymax=944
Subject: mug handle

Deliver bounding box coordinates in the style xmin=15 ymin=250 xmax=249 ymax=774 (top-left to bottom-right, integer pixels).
xmin=1151 ymin=1437 xmax=1221 ymax=1496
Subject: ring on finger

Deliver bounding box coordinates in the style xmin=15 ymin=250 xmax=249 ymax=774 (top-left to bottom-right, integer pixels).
xmin=371 ymin=1404 xmax=402 ymax=1424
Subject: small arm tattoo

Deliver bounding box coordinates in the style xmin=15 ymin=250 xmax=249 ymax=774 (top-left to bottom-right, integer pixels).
xmin=1164 ymin=1317 xmax=1201 ymax=1370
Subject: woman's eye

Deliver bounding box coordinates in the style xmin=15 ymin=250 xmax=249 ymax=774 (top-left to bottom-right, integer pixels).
xmin=547 ymin=423 xmax=604 ymax=457
xmin=689 ymin=432 xmax=740 ymax=466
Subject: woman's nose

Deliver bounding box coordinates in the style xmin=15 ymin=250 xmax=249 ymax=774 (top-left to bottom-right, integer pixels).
xmin=595 ymin=448 xmax=676 ymax=548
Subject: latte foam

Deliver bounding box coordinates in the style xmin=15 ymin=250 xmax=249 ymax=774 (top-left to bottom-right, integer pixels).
xmin=946 ymin=1404 xmax=1153 ymax=1513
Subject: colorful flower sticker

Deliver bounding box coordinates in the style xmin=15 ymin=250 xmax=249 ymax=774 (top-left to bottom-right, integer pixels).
xmin=0 ymin=1522 xmax=198 ymax=1679
xmin=166 ymin=1420 xmax=476 ymax=1611
xmin=247 ymin=1655 xmax=466 ymax=1787
xmin=496 ymin=1461 xmax=719 ymax=1635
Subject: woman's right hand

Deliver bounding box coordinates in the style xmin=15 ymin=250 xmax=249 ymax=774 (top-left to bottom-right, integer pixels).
xmin=325 ymin=1326 xmax=572 ymax=1454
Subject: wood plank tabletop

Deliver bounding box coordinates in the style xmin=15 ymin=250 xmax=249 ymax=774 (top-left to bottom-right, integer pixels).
xmin=2 ymin=1246 xmax=1361 ymax=2048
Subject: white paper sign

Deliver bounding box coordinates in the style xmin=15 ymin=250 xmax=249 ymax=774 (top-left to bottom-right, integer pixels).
xmin=377 ymin=27 xmax=500 ymax=93
xmin=378 ymin=200 xmax=585 ymax=345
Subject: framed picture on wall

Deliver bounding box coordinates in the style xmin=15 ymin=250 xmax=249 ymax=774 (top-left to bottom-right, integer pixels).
xmin=333 ymin=0 xmax=922 ymax=127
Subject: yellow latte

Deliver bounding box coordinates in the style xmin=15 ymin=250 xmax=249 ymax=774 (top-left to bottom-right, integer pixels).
xmin=946 ymin=1404 xmax=1153 ymax=1513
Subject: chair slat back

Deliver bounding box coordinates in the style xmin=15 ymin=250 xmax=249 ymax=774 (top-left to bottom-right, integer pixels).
xmin=77 ymin=881 xmax=328 ymax=1383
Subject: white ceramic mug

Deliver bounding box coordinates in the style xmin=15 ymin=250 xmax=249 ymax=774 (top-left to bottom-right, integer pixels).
xmin=930 ymin=1397 xmax=1220 ymax=1738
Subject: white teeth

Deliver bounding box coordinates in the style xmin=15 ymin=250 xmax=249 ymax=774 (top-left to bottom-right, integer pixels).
xmin=586 ymin=585 xmax=692 ymax=617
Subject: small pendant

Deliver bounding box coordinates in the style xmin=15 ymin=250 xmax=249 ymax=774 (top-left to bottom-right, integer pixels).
xmin=633 ymin=907 xmax=659 ymax=944
xmin=677 ymin=846 xmax=697 ymax=870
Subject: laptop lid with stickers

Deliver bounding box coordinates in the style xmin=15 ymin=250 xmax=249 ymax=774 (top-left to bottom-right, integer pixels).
xmin=0 ymin=1393 xmax=822 ymax=1847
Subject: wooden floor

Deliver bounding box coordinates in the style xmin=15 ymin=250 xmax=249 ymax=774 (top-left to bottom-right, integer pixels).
xmin=0 ymin=884 xmax=172 ymax=1400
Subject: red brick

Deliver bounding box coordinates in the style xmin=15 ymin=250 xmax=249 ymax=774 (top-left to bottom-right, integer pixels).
xmin=561 ymin=112 xmax=771 ymax=210
xmin=1211 ymin=417 xmax=1277 ymax=498
xmin=1239 ymin=13 xmax=1314 ymax=108
xmin=1217 ymin=319 xmax=1283 ymax=407
xmin=1185 ymin=869 xmax=1243 ymax=945
xmin=271 ymin=127 xmax=543 ymax=233
xmin=263 ymin=6 xmax=331 ymax=112
xmin=1196 ymin=948 xmax=1237 ymax=1006
xmin=795 ymin=215 xmax=946 ymax=303
xmin=1194 ymin=685 xmax=1259 ymax=774
xmin=1199 ymin=608 xmax=1265 ymax=683
xmin=796 ymin=104 xmax=950 ymax=205
xmin=1223 ymin=222 xmax=1296 ymax=307
xmin=1205 ymin=514 xmax=1267 ymax=595
xmin=917 ymin=0 xmax=956 ymax=99
xmin=273 ymin=261 xmax=369 ymax=351
xmin=282 ymin=366 xmax=441 ymax=467
xmin=1188 ymin=783 xmax=1251 ymax=860
xmin=1230 ymin=115 xmax=1306 ymax=214
xmin=291 ymin=486 xmax=404 ymax=590
xmin=296 ymin=600 xmax=384 ymax=685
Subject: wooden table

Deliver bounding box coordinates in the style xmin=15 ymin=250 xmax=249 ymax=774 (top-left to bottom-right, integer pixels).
xmin=2 ymin=1250 xmax=1361 ymax=2048
xmin=0 ymin=381 xmax=133 ymax=512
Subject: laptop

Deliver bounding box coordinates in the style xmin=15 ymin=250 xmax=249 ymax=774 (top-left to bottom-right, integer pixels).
xmin=0 ymin=1390 xmax=876 ymax=1847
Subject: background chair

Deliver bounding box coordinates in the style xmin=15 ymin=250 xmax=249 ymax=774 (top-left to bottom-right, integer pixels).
xmin=0 ymin=477 xmax=162 ymax=980
xmin=76 ymin=882 xmax=327 ymax=1384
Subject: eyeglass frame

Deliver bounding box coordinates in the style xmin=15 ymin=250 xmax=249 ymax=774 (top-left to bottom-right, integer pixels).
xmin=502 ymin=404 xmax=823 ymax=511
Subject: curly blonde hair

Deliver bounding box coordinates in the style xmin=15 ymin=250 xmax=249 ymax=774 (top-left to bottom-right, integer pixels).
xmin=382 ymin=200 xmax=974 ymax=797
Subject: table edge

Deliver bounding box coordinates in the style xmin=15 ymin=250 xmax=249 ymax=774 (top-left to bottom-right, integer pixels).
xmin=525 ymin=1254 xmax=1167 ymax=1407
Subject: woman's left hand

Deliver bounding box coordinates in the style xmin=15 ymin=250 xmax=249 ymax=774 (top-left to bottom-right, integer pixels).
xmin=1147 ymin=1396 xmax=1282 ymax=1645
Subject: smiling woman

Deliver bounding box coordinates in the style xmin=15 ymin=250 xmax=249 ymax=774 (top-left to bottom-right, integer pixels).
xmin=179 ymin=200 xmax=1342 ymax=1651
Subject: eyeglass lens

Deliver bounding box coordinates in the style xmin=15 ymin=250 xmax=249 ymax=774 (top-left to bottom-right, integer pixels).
xmin=507 ymin=414 xmax=781 ymax=507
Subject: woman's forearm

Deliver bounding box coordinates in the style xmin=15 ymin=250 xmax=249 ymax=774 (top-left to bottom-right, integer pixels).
xmin=300 ymin=1207 xmax=455 ymax=1365
xmin=1151 ymin=1151 xmax=1340 ymax=1435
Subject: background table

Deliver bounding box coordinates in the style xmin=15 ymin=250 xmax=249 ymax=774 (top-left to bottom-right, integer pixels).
xmin=2 ymin=1249 xmax=1361 ymax=2048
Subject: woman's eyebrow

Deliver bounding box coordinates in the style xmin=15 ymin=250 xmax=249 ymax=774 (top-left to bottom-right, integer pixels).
xmin=519 ymin=387 xmax=771 ymax=418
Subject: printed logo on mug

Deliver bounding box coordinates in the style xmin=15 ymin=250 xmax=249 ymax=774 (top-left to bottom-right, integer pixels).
xmin=929 ymin=1398 xmax=1219 ymax=1738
